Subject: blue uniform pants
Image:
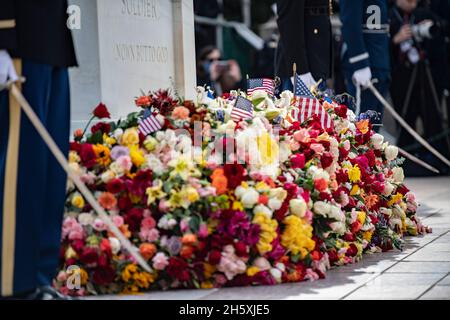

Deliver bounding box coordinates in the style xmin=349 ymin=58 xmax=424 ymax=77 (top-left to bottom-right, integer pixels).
xmin=0 ymin=60 xmax=70 ymax=296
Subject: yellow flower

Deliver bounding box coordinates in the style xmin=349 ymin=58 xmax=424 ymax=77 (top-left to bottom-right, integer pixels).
xmin=168 ymin=185 xmax=200 ymax=209
xmin=146 ymin=180 xmax=166 ymax=205
xmin=121 ymin=128 xmax=140 ymax=146
xmin=348 ymin=164 xmax=361 ymax=183
xmin=143 ymin=136 xmax=158 ymax=152
xmin=357 ymin=211 xmax=366 ymax=224
xmin=68 ymin=151 xmax=80 ymax=164
xmin=281 ymin=215 xmax=315 ymax=258
xmin=121 ymin=263 xmax=138 ymax=282
xmin=232 ymin=201 xmax=244 ymax=211
xmin=65 ymin=246 xmax=78 ymax=260
xmin=257 ymin=132 xmax=279 ymax=166
xmin=201 ymin=281 xmax=214 ymax=289
xmin=253 ymin=212 xmax=278 ymax=254
xmin=363 ymin=230 xmax=373 ymax=242
xmin=93 ymin=144 xmax=111 ymax=167
xmin=255 ymin=181 xmax=270 ymax=192
xmin=71 ymin=193 xmax=85 ymax=209
xmin=129 ymin=145 xmax=145 ymax=168
xmin=388 ymin=192 xmax=403 ymax=207
xmin=246 ymin=266 xmax=260 ymax=277
xmin=203 ymin=263 xmax=216 ymax=278
xmin=350 ymin=184 xmax=360 ymax=196
xmin=103 ymin=133 xmax=116 ymax=146
xmin=168 ymin=155 xmax=200 ymax=181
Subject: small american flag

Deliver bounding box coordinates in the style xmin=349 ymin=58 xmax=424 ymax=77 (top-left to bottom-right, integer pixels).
xmin=231 ymin=96 xmax=254 ymax=122
xmin=294 ymin=73 xmax=314 ymax=98
xmin=247 ymin=78 xmax=275 ymax=96
xmin=138 ymin=113 xmax=162 ymax=136
xmin=291 ymin=97 xmax=333 ymax=130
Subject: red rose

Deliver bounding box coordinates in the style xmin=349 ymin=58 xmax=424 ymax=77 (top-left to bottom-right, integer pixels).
xmin=118 ymin=196 xmax=133 ymax=211
xmin=346 ymin=243 xmax=358 ymax=257
xmin=166 ymin=257 xmax=190 ymax=282
xmin=291 ymin=153 xmax=306 ymax=169
xmin=70 ymin=142 xmax=82 ymax=153
xmin=91 ymin=122 xmax=111 ymax=135
xmin=79 ymin=247 xmax=99 ymax=265
xmin=124 ymin=208 xmax=144 ymax=232
xmin=343 ymin=232 xmax=355 ymax=242
xmin=320 ymin=152 xmax=334 ymax=169
xmin=396 ymin=184 xmax=410 ymax=195
xmin=100 ymin=238 xmax=112 ymax=257
xmin=93 ymin=103 xmax=111 ymax=119
xmin=92 ymin=266 xmax=116 ymax=285
xmin=208 ymin=250 xmax=222 ymax=265
xmin=80 ymin=144 xmax=97 ymax=169
xmin=234 ymin=242 xmax=248 ymax=257
xmin=71 ymin=239 xmax=85 ymax=253
xmin=223 ymin=164 xmax=246 ymax=189
xmin=106 ymin=178 xmax=125 ymax=194
xmin=335 ymin=104 xmax=348 ymax=118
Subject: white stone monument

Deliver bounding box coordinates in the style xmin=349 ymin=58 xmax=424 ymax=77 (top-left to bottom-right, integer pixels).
xmin=68 ymin=0 xmax=197 ymax=130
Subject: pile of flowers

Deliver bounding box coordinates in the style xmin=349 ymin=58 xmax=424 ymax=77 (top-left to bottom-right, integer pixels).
xmin=55 ymin=87 xmax=430 ymax=296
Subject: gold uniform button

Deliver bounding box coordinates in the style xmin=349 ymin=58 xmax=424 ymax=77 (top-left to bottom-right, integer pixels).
xmin=314 ymin=28 xmax=319 ymax=34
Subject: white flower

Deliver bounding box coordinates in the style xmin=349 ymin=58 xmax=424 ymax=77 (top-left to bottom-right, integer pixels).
xmin=328 ymin=205 xmax=345 ymax=222
xmin=380 ymin=207 xmax=393 ymax=217
xmin=145 ymin=154 xmax=165 ymax=176
xmin=330 ymin=221 xmax=346 ymax=235
xmin=240 ymin=187 xmax=259 ymax=208
xmin=253 ymin=257 xmax=271 ymax=270
xmin=158 ymin=215 xmax=177 ymax=230
xmin=93 ymin=218 xmax=107 ymax=231
xmin=113 ymin=128 xmax=124 ymax=141
xmin=251 ymin=89 xmax=268 ymax=101
xmin=78 ymin=213 xmax=94 ymax=226
xmin=289 ymin=198 xmax=307 ymax=218
xmin=371 ymin=133 xmax=384 ymax=149
xmin=385 ymin=145 xmax=399 ymax=161
xmin=235 ymin=185 xmax=246 ymax=198
xmin=383 ymin=182 xmax=395 ymax=196
xmin=108 ymin=237 xmax=121 ymax=255
xmin=392 ymin=167 xmax=405 ymax=184
xmin=254 ymin=204 xmax=273 ymax=218
xmin=100 ymin=170 xmax=115 ymax=184
xmin=268 ymin=198 xmax=282 ymax=211
xmin=313 ymin=201 xmax=331 ymax=216
xmin=270 ymin=268 xmax=283 ymax=283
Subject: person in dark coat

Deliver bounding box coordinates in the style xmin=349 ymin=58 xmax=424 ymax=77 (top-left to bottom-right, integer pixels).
xmin=340 ymin=0 xmax=390 ymax=128
xmin=389 ymin=0 xmax=450 ymax=175
xmin=0 ymin=0 xmax=77 ymax=299
xmin=275 ymin=0 xmax=333 ymax=92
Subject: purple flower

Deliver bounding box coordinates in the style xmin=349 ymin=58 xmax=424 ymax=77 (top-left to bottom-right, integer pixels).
xmin=110 ymin=146 xmax=130 ymax=160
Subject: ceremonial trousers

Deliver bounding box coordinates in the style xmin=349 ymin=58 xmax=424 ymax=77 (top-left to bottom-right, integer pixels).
xmin=0 ymin=60 xmax=70 ymax=296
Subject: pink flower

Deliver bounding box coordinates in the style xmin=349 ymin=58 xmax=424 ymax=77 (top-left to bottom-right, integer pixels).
xmin=198 ymin=223 xmax=209 ymax=238
xmin=139 ymin=228 xmax=160 ymax=242
xmin=198 ymin=187 xmax=217 ymax=197
xmin=158 ymin=200 xmax=170 ymax=213
xmin=290 ymin=141 xmax=300 ymax=151
xmin=92 ymin=218 xmax=107 ymax=232
xmin=141 ymin=217 xmax=156 ymax=230
xmin=310 ymin=143 xmax=325 ymax=155
xmin=152 ymin=252 xmax=169 ymax=270
xmin=180 ymin=218 xmax=190 ymax=233
xmin=116 ymin=155 xmax=132 ymax=171
xmin=293 ymin=129 xmax=310 ymax=143
xmin=112 ymin=215 xmax=124 ymax=227
xmin=217 ymin=245 xmax=247 ymax=280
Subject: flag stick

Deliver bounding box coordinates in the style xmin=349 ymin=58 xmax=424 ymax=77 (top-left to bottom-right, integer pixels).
xmin=5 ymin=81 xmax=152 ymax=273
xmin=398 ymin=147 xmax=440 ymax=174
xmin=368 ymin=82 xmax=450 ymax=168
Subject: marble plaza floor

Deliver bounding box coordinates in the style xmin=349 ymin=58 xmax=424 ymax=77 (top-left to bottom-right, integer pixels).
xmin=90 ymin=176 xmax=450 ymax=300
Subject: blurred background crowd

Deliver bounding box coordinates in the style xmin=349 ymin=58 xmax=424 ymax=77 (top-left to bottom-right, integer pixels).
xmin=193 ymin=0 xmax=450 ymax=176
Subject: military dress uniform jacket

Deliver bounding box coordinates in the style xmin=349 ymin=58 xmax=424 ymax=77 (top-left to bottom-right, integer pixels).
xmin=0 ymin=0 xmax=77 ymax=67
xmin=340 ymin=0 xmax=390 ymax=74
xmin=275 ymin=0 xmax=333 ymax=81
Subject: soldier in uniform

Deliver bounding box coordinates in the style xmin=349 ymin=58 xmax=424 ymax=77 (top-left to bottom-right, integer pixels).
xmin=275 ymin=0 xmax=333 ymax=92
xmin=340 ymin=0 xmax=390 ymax=126
xmin=0 ymin=0 xmax=77 ymax=299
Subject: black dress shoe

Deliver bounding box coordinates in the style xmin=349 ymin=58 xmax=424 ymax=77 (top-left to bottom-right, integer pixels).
xmin=32 ymin=286 xmax=74 ymax=300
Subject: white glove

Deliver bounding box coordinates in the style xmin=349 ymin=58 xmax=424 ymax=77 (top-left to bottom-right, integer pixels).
xmin=0 ymin=50 xmax=18 ymax=87
xmin=352 ymin=67 xmax=372 ymax=87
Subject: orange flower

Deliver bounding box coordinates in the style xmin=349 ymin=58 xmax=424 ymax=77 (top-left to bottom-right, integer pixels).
xmin=314 ymin=178 xmax=328 ymax=192
xmin=363 ymin=193 xmax=379 ymax=210
xmin=356 ymin=119 xmax=370 ymax=134
xmin=180 ymin=245 xmax=194 ymax=259
xmin=211 ymin=168 xmax=228 ymax=195
xmin=98 ymin=192 xmax=117 ymax=210
xmin=139 ymin=243 xmax=157 ymax=260
xmin=171 ymin=106 xmax=190 ymax=120
xmin=181 ymin=233 xmax=197 ymax=246
xmin=74 ymin=128 xmax=83 ymax=139
xmin=135 ymin=95 xmax=152 ymax=107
